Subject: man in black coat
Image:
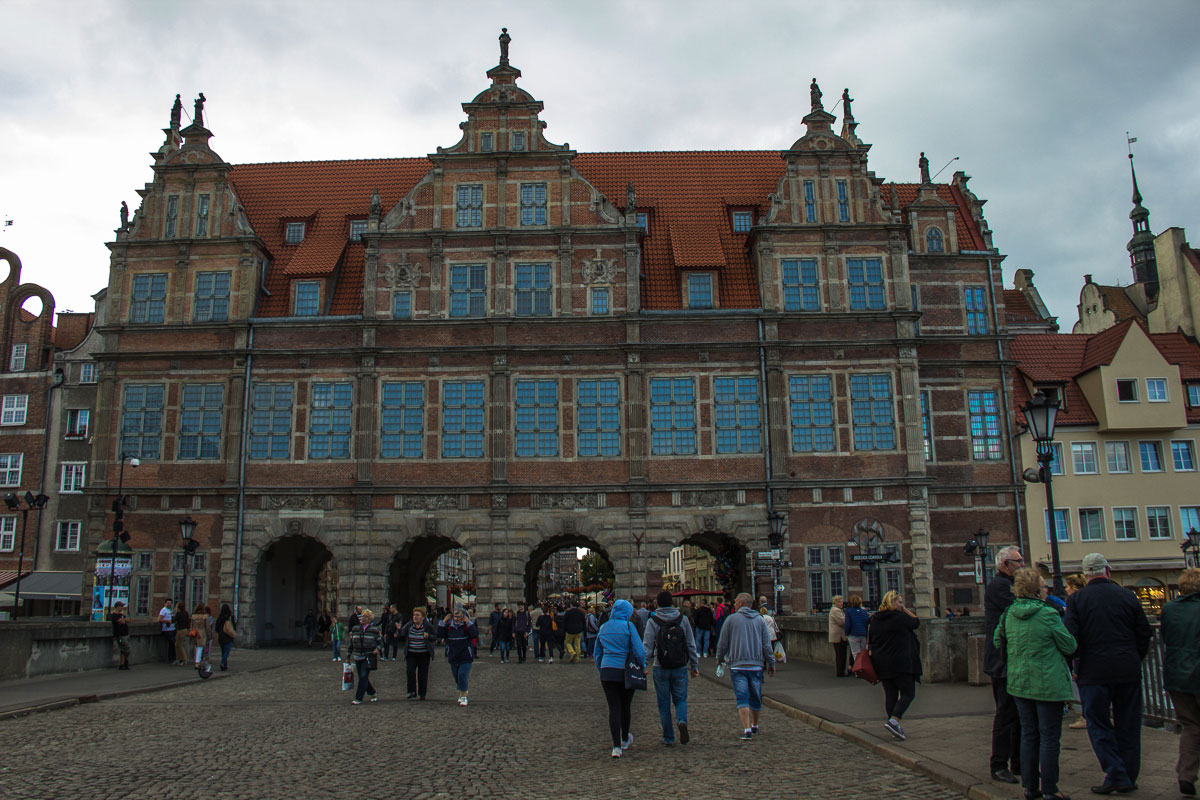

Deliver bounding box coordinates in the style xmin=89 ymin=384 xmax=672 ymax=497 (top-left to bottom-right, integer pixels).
xmin=1065 ymin=552 xmax=1153 ymax=795
xmin=983 ymin=545 xmax=1024 ymax=784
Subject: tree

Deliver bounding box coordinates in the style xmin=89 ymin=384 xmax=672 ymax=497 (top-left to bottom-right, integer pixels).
xmin=580 ymin=551 xmax=614 ymax=586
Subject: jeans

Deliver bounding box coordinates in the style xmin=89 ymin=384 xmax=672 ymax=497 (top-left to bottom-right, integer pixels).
xmin=882 ymin=674 xmax=917 ymax=720
xmin=220 ymin=640 xmax=233 ymax=668
xmin=1014 ymin=697 xmax=1064 ymax=796
xmin=695 ymin=629 xmax=711 ymax=657
xmin=991 ymin=676 xmax=1022 ymax=773
xmin=730 ymin=668 xmax=763 ymax=710
xmin=515 ymin=632 xmax=528 ymax=662
xmin=405 ymin=652 xmax=431 ymax=697
xmin=530 ymin=630 xmax=539 ymax=657
xmin=832 ymin=641 xmax=849 ymax=676
xmin=565 ymin=632 xmax=582 ymax=662
xmin=1170 ymin=691 xmax=1200 ymax=785
xmin=1079 ymin=682 xmax=1142 ymax=786
xmin=354 ymin=659 xmax=375 ymax=702
xmin=497 ymin=641 xmax=511 ymax=660
xmin=601 ymin=680 xmax=636 ymax=747
xmin=162 ymin=631 xmax=176 ymax=662
xmin=585 ymin=634 xmax=597 ymax=657
xmin=449 ymin=660 xmax=472 ymax=692
xmin=848 ymin=635 xmax=867 ymax=660
xmin=332 ymin=640 xmax=342 ymax=659
xmin=653 ymin=666 xmax=689 ymax=742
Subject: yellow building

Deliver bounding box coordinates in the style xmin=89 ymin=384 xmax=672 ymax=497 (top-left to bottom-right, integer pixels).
xmin=681 ymin=544 xmax=718 ymax=593
xmin=1012 ymin=321 xmax=1200 ymax=615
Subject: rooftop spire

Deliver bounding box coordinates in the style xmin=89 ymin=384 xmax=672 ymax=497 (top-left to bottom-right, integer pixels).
xmin=1125 ymin=135 xmax=1157 ymax=300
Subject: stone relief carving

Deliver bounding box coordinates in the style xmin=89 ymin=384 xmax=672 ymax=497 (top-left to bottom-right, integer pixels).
xmin=580 ymin=258 xmax=618 ymax=285
xmin=703 ymin=516 xmax=718 ymax=531
xmin=384 ymin=260 xmax=423 ymax=289
xmin=678 ymin=490 xmax=737 ymax=507
xmin=629 ymin=492 xmax=646 ymax=509
xmin=287 ymin=520 xmax=302 ymax=534
xmin=562 ymin=519 xmax=576 ymax=535
xmin=424 ymin=519 xmax=438 ymax=535
xmin=492 ymin=494 xmax=508 ymax=509
xmin=538 ymin=493 xmax=598 ymax=509
xmin=263 ymin=495 xmax=325 ymax=510
xmin=400 ymin=495 xmax=462 ymax=510
xmin=493 ymin=355 xmax=508 ymax=368
xmin=626 ymin=353 xmax=640 ymax=365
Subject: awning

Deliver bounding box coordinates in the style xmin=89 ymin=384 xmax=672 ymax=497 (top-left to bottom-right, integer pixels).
xmin=0 ymin=570 xmax=30 ymax=588
xmin=0 ymin=591 xmax=16 ymax=606
xmin=11 ymin=571 xmax=84 ymax=599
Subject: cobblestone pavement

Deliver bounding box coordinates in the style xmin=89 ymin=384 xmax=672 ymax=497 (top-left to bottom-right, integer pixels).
xmin=0 ymin=651 xmax=964 ymax=800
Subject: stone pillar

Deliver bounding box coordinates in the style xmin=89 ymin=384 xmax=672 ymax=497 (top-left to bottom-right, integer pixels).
xmin=907 ymin=486 xmax=934 ymax=614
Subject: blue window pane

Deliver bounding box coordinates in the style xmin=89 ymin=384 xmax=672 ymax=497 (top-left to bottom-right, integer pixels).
xmin=714 ymin=377 xmax=760 ymax=454
xmin=309 ymin=382 xmax=352 ymax=459
xmin=649 ymin=378 xmax=696 ymax=455
xmin=393 ymin=291 xmax=412 ymax=319
xmin=450 ymin=265 xmax=487 ymax=317
xmin=847 ymin=259 xmax=885 ymax=310
xmin=382 ymin=381 xmax=424 ymax=458
xmin=850 ymin=373 xmax=894 ymax=451
xmin=687 ymin=274 xmax=713 ymax=310
xmin=442 ymin=381 xmax=485 ymax=458
xmin=514 ymin=380 xmax=558 ymax=457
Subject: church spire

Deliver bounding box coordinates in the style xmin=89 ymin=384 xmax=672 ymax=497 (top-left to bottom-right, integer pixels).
xmin=1126 ymin=138 xmax=1158 ymax=300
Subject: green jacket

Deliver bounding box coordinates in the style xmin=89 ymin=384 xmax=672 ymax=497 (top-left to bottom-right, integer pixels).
xmin=331 ymin=621 xmax=346 ymax=642
xmin=1162 ymin=592 xmax=1200 ymax=693
xmin=993 ymin=598 xmax=1077 ymax=702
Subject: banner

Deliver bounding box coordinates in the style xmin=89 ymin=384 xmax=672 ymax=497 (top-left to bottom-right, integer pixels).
xmin=94 ymin=557 xmax=133 ymax=579
xmin=90 ymin=585 xmax=130 ymax=621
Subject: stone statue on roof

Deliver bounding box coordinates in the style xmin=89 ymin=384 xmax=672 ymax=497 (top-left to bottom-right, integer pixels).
xmin=842 ymin=88 xmax=854 ymax=120
xmin=119 ymin=201 xmax=129 ymax=229
xmin=170 ymin=94 xmax=182 ymax=130
xmin=625 ymin=181 xmax=636 ymax=216
xmin=194 ymin=93 xmax=206 ymax=127
xmin=919 ymin=151 xmax=931 ymax=184
xmin=499 ymin=27 xmax=510 ymax=64
xmin=810 ymin=79 xmax=823 ymax=112
xmin=370 ymin=188 xmax=381 ymax=218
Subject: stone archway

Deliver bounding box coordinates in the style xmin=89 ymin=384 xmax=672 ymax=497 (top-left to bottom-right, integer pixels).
xmin=524 ymin=533 xmax=614 ymax=606
xmin=254 ymin=534 xmax=335 ymax=645
xmin=679 ymin=531 xmax=750 ymax=601
xmin=388 ymin=535 xmax=470 ymax=614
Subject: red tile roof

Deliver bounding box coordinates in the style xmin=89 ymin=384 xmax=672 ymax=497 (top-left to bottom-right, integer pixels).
xmin=889 ymin=183 xmax=983 ymax=250
xmin=1079 ymin=318 xmax=1137 ymax=372
xmin=1002 ymin=289 xmax=1040 ymax=323
xmin=1095 ymin=284 xmax=1144 ymax=324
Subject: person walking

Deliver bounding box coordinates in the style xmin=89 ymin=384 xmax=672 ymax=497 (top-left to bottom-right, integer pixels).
xmin=693 ymin=600 xmax=714 ymax=658
xmin=867 ymin=590 xmax=921 ymax=741
xmin=553 ymin=604 xmax=567 ymax=660
xmin=844 ymin=594 xmax=870 ymax=664
xmin=535 ymin=603 xmax=556 ymax=662
xmin=643 ymin=590 xmax=699 ymax=746
xmin=985 ymin=545 xmax=1025 ymax=784
xmin=495 ymin=608 xmax=515 ymax=663
xmin=633 ymin=600 xmax=651 ymax=638
xmin=1162 ymin=567 xmax=1200 ymax=797
xmin=331 ymin=615 xmax=347 ymax=662
xmin=439 ymin=607 xmax=479 ymax=706
xmin=715 ymin=592 xmax=775 ymax=741
xmin=157 ymin=598 xmax=176 ymax=664
xmin=190 ymin=603 xmax=211 ymax=670
xmin=1065 ymin=552 xmax=1152 ymax=795
xmin=514 ymin=603 xmax=531 ymax=664
xmin=487 ymin=603 xmax=503 ymax=657
xmin=585 ymin=604 xmax=600 ymax=659
xmin=994 ymin=568 xmax=1077 ymax=800
xmin=593 ymin=598 xmax=645 ymax=758
xmin=563 ymin=601 xmax=586 ymax=663
xmin=317 ymin=608 xmax=331 ymax=647
xmin=713 ymin=598 xmax=729 ymax=653
xmin=529 ymin=602 xmax=543 ymax=661
xmin=174 ymin=601 xmax=192 ymax=666
xmin=399 ymin=606 xmax=436 ymax=700
xmin=215 ymin=603 xmax=236 ymax=671
xmin=109 ymin=600 xmax=131 ymax=670
xmin=828 ymin=595 xmax=849 ymax=677
xmin=348 ymin=608 xmax=382 ymax=704
xmin=304 ymin=609 xmax=317 ymax=647
xmin=379 ymin=604 xmax=397 ymax=662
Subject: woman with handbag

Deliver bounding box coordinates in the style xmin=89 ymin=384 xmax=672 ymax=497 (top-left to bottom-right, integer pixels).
xmin=828 ymin=595 xmax=848 ymax=677
xmin=398 ymin=607 xmax=437 ymax=699
xmin=993 ymin=567 xmax=1076 ymax=800
xmin=867 ymin=591 xmax=921 ymax=741
xmin=215 ymin=604 xmax=236 ymax=671
xmin=348 ymin=608 xmax=383 ymax=704
xmin=592 ymin=598 xmax=646 ymax=758
xmin=189 ymin=604 xmax=210 ymax=670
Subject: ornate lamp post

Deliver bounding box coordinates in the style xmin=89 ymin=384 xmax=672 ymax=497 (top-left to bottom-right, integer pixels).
xmin=964 ymin=527 xmax=991 ymax=585
xmin=1021 ymin=389 xmax=1065 ymax=597
xmin=106 ymin=455 xmax=139 ymax=619
xmin=3 ymin=491 xmax=49 ymax=617
xmin=1182 ymin=528 xmax=1200 ymax=569
xmin=179 ymin=515 xmax=198 ymax=608
xmin=768 ymin=511 xmax=788 ymax=612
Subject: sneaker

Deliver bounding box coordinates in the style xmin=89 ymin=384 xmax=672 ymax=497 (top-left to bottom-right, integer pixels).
xmin=610 ymin=747 xmax=622 ymax=758
xmin=456 ymin=697 xmax=466 ymax=706
xmin=663 ymin=739 xmax=675 ymax=746
xmin=750 ymin=725 xmax=759 ymax=736
xmin=368 ymin=696 xmax=378 ymax=702
xmin=537 ymin=658 xmax=544 ymax=662
xmin=461 ymin=697 xmax=468 ymax=707
xmin=548 ymin=657 xmax=553 ymax=663
xmin=1069 ymin=717 xmax=1088 ymax=729
xmin=739 ymin=729 xmax=754 ymax=740
xmin=332 ymin=657 xmax=339 ymax=661
xmin=678 ymin=722 xmax=689 ymax=745
xmin=407 ymin=693 xmax=417 ymax=699
xmin=351 ymin=700 xmax=362 ymax=705
xmin=884 ymin=718 xmax=906 ymax=740
xmin=621 ymin=733 xmax=633 ymax=750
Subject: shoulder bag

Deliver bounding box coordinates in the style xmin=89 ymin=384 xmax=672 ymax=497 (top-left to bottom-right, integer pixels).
xmin=851 ymin=648 xmax=879 ymax=684
xmin=623 ymin=622 xmax=647 ymax=691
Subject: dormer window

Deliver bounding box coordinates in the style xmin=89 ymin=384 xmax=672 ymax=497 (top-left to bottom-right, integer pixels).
xmin=1116 ymin=378 xmax=1138 ymax=403
xmin=285 ymin=222 xmax=305 ymax=245
xmin=636 ymin=212 xmax=648 ymax=231
xmin=1147 ymin=378 xmax=1168 ymax=402
xmin=1188 ymin=384 xmax=1200 ymax=407
xmin=480 ymin=132 xmax=494 ymax=152
xmin=732 ymin=211 xmax=752 ymax=232
xmin=1033 ymin=385 xmax=1064 ymax=412
xmin=294 ymin=281 xmax=320 ymax=316
xmin=348 ymin=220 xmax=368 ymax=242
xmin=686 ymin=273 xmax=714 ymax=310
xmin=926 ymin=227 xmax=944 ymax=253
xmin=511 ymin=131 xmax=526 ymax=151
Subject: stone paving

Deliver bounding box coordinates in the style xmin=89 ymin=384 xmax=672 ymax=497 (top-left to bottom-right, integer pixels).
xmin=0 ymin=650 xmax=964 ymax=800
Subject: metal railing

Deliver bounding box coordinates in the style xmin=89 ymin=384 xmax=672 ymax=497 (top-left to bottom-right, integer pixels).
xmin=1141 ymin=624 xmax=1177 ymax=729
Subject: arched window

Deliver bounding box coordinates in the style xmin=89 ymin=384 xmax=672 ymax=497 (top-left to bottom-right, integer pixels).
xmin=926 ymin=227 xmax=944 ymax=253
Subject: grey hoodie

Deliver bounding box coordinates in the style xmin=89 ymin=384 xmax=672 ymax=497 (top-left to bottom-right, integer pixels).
xmin=643 ymin=607 xmax=700 ymax=672
xmin=715 ymin=606 xmax=775 ymax=670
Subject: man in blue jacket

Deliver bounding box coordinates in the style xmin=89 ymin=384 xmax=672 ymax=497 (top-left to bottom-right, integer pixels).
xmin=643 ymin=590 xmax=700 ymax=745
xmin=715 ymin=592 xmax=775 ymax=740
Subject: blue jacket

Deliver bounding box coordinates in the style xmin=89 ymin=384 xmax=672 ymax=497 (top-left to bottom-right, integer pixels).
xmin=844 ymin=606 xmax=870 ymax=637
xmin=593 ymin=599 xmax=645 ymax=675
xmin=438 ymin=618 xmax=479 ymax=663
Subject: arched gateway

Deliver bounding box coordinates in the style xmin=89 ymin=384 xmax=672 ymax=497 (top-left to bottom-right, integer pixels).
xmin=254 ymin=534 xmax=335 ymax=644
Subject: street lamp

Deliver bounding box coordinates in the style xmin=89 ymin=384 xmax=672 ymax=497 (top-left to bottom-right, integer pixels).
xmin=1182 ymin=528 xmax=1200 ymax=569
xmin=3 ymin=491 xmax=49 ymax=617
xmin=106 ymin=455 xmax=138 ymax=619
xmin=179 ymin=515 xmax=198 ymax=608
xmin=1021 ymin=389 xmax=1064 ymax=597
xmin=963 ymin=527 xmax=991 ymax=585
xmin=767 ymin=511 xmax=788 ymax=612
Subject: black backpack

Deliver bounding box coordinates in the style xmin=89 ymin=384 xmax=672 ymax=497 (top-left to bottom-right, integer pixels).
xmin=655 ymin=617 xmax=688 ymax=669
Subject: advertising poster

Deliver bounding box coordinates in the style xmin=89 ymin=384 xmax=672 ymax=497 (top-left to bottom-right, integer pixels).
xmin=91 ymin=585 xmax=129 ymax=621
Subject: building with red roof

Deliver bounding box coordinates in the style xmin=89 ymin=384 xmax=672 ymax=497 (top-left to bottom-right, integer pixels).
xmin=63 ymin=32 xmax=1041 ymax=640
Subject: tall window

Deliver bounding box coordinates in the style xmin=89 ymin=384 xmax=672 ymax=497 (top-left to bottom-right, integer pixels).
xmin=308 ymin=382 xmax=352 ymax=459
xmin=9 ymin=344 xmax=25 ymax=371
xmin=514 ymin=380 xmax=558 ymax=457
xmin=0 ymin=454 xmax=22 ymax=487
xmin=636 ymin=212 xmax=648 ymax=230
xmin=850 ymin=374 xmax=895 ymax=451
xmin=514 ymin=263 xmax=552 ymax=317
xmin=511 ymin=131 xmax=526 ymax=151
xmin=847 ymin=258 xmax=885 ymax=310
xmin=590 ymin=287 xmax=610 ymax=315
xmin=122 ymin=384 xmax=164 ymax=459
xmin=249 ymin=383 xmax=292 ymax=460
xmin=194 ymin=271 xmax=231 ymax=322
xmin=60 ymin=463 xmax=86 ymax=493
xmin=577 ymin=379 xmax=620 ymax=457
xmin=807 ymin=546 xmax=845 ymax=610
xmin=650 ymin=378 xmax=696 ymax=455
xmin=1190 ymin=385 xmax=1200 ymax=407
xmin=195 ymin=194 xmax=210 ymax=237
xmin=449 ymin=265 xmax=487 ymax=317
xmin=965 ymin=287 xmax=989 ymax=334
xmin=179 ymin=384 xmax=223 ymax=460
xmin=393 ymin=291 xmax=412 ymax=319
xmin=1 ymin=395 xmax=27 ymax=426
xmin=687 ymin=274 xmax=713 ymax=309
xmin=0 ymin=517 xmax=15 ymax=551
xmin=732 ymin=211 xmax=752 ymax=232
xmin=164 ymin=195 xmax=179 ymax=238
xmin=836 ymin=180 xmax=849 ymax=222
xmin=1044 ymin=508 xmax=1070 ymax=542
xmin=66 ymin=409 xmax=89 ymax=438
xmin=1047 ymin=442 xmax=1064 ymax=475
xmin=714 ymin=377 xmax=760 ymax=454
xmin=349 ymin=220 xmax=369 ymax=241
xmin=80 ymin=362 xmax=97 ymax=384
xmin=520 ymin=183 xmax=547 ymax=226
xmin=1139 ymin=441 xmax=1164 ymax=472
xmin=1071 ymin=442 xmax=1098 ymax=474
xmin=1147 ymin=506 xmax=1172 ymax=539
xmin=782 ymin=259 xmax=819 ymax=311
xmin=1147 ymin=378 xmax=1168 ymax=402
xmin=55 ymin=521 xmax=81 ymax=551
xmin=926 ymin=227 xmax=944 ymax=253
xmin=863 ymin=545 xmax=902 ymax=608
xmin=131 ymin=273 xmax=168 ymax=324
xmin=480 ymin=132 xmax=493 ymax=152
xmin=381 ymin=381 xmax=424 ymax=459
xmin=789 ymin=375 xmax=834 ymax=452
xmin=1113 ymin=507 xmax=1138 ymax=540
xmin=442 ymin=381 xmax=485 ymax=458
xmin=1182 ymin=507 xmax=1200 ymax=537
xmin=1173 ymin=440 xmax=1196 ymax=471
xmin=920 ymin=390 xmax=934 ymax=461
xmin=1106 ymin=441 xmax=1131 ymax=473
xmin=284 ymin=222 xmax=305 ymax=244
xmin=1078 ymin=508 xmax=1105 ymax=542
xmin=455 ymin=185 xmax=483 ymax=228
xmin=294 ymin=281 xmax=320 ymax=316
xmin=911 ymin=286 xmax=921 ymax=335
xmin=967 ymin=390 xmax=1002 ymax=460
xmin=135 ymin=575 xmax=152 ymax=616
xmin=803 ymin=180 xmax=816 ymax=222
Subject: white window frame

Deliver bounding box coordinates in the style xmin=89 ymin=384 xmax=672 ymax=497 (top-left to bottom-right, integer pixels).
xmin=1047 ymin=442 xmax=1064 ymax=475
xmin=1105 ymin=440 xmax=1131 ymax=473
xmin=1113 ymin=507 xmax=1139 ymax=541
xmin=65 ymin=408 xmax=89 ymax=439
xmin=284 ymin=222 xmax=305 ymax=245
xmin=0 ymin=454 xmax=21 ymax=487
xmin=1078 ymin=507 xmax=1105 ymax=542
xmin=9 ymin=344 xmax=26 ymax=372
xmin=60 ymin=462 xmax=86 ymax=493
xmin=348 ymin=220 xmax=368 ymax=242
xmin=1 ymin=395 xmax=28 ymax=426
xmin=1146 ymin=378 xmax=1169 ymax=402
xmin=1147 ymin=506 xmax=1173 ymax=540
xmin=1139 ymin=440 xmax=1164 ymax=472
xmin=55 ymin=520 xmax=81 ymax=552
xmin=80 ymin=362 xmax=97 ymax=384
xmin=1071 ymin=441 xmax=1099 ymax=475
xmin=1171 ymin=440 xmax=1196 ymax=472
xmin=1044 ymin=507 xmax=1071 ymax=542
xmin=0 ymin=516 xmax=15 ymax=551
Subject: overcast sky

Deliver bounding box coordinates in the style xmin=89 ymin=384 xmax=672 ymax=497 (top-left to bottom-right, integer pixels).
xmin=2 ymin=1 xmax=1197 ymax=328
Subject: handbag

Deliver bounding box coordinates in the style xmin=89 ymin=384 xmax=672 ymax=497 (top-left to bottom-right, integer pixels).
xmin=366 ymin=651 xmax=379 ymax=670
xmin=623 ymin=623 xmax=647 ymax=691
xmin=187 ymin=628 xmax=198 ymax=639
xmin=851 ymin=649 xmax=878 ymax=684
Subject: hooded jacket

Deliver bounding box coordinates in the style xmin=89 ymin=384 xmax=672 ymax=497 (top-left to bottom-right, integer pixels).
xmin=715 ymin=606 xmax=774 ymax=671
xmin=643 ymin=607 xmax=700 ymax=671
xmin=993 ymin=597 xmax=1076 ymax=702
xmin=1163 ymin=592 xmax=1200 ymax=693
xmin=438 ymin=618 xmax=479 ymax=663
xmin=593 ymin=599 xmax=645 ymax=675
